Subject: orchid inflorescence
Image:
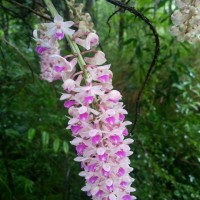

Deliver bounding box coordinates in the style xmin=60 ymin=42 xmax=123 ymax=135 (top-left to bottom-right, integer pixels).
xmin=171 ymin=0 xmax=200 ymax=43
xmin=33 ymin=8 xmax=136 ymax=200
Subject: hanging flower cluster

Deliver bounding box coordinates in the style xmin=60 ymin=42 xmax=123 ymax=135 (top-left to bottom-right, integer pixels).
xmin=34 ymin=12 xmax=136 ymax=200
xmin=171 ymin=0 xmax=200 ymax=43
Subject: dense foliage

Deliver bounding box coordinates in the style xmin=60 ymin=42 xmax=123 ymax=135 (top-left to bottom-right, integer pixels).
xmin=0 ymin=0 xmax=200 ymax=200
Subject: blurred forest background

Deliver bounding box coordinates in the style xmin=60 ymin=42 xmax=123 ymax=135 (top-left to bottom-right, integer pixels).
xmin=0 ymin=0 xmax=200 ymax=200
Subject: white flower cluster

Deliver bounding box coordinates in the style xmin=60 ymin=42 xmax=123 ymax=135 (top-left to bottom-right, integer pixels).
xmin=171 ymin=0 xmax=200 ymax=43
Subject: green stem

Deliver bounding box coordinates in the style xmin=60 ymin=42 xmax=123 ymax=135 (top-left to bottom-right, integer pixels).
xmin=43 ymin=0 xmax=88 ymax=80
xmin=43 ymin=0 xmax=58 ymax=17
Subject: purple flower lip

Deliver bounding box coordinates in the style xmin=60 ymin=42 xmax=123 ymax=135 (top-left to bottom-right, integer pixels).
xmin=55 ymin=32 xmax=65 ymax=40
xmin=98 ymin=152 xmax=107 ymax=162
xmin=122 ymin=194 xmax=132 ymax=200
xmin=120 ymin=181 xmax=128 ymax=188
xmin=95 ymin=190 xmax=103 ymax=197
xmin=53 ymin=65 xmax=65 ymax=72
xmin=97 ymin=74 xmax=109 ymax=83
xmin=88 ymin=176 xmax=98 ymax=184
xmin=119 ymin=113 xmax=125 ymax=121
xmin=109 ymin=134 xmax=121 ymax=145
xmin=35 ymin=46 xmax=48 ymax=54
xmin=108 ymin=98 xmax=118 ymax=103
xmin=116 ymin=150 xmax=126 ymax=159
xmin=71 ymin=125 xmax=82 ymax=135
xmin=106 ymin=184 xmax=114 ymax=192
xmin=76 ymin=143 xmax=87 ymax=155
xmin=87 ymin=163 xmax=97 ymax=172
xmin=91 ymin=134 xmax=101 ymax=145
xmin=64 ymin=100 xmax=76 ymax=108
xmin=123 ymin=128 xmax=129 ymax=136
xmin=117 ymin=167 xmax=125 ymax=177
xmin=79 ymin=112 xmax=89 ymax=121
xmin=84 ymin=96 xmax=94 ymax=104
xmin=106 ymin=116 xmax=115 ymax=125
xmin=90 ymin=38 xmax=98 ymax=45
xmin=101 ymin=168 xmax=110 ymax=177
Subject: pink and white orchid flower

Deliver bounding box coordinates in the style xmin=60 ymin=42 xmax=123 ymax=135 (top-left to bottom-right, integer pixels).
xmin=43 ymin=15 xmax=75 ymax=40
xmin=84 ymin=51 xmax=107 ymax=65
xmin=75 ymin=32 xmax=99 ymax=50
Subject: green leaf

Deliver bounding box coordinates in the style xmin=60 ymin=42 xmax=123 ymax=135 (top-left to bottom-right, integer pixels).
xmin=42 ymin=131 xmax=49 ymax=146
xmin=27 ymin=128 xmax=36 ymax=141
xmin=53 ymin=138 xmax=60 ymax=152
xmin=123 ymin=38 xmax=137 ymax=46
xmin=63 ymin=141 xmax=69 ymax=155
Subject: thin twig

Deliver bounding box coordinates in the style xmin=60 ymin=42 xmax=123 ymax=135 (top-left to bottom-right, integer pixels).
xmin=6 ymin=0 xmax=51 ymax=20
xmin=1 ymin=38 xmax=35 ymax=82
xmin=106 ymin=0 xmax=160 ymax=134
xmin=107 ymin=8 xmax=120 ymax=34
xmin=0 ymin=46 xmax=8 ymax=77
xmin=106 ymin=0 xmax=130 ymax=34
xmin=0 ymin=3 xmax=33 ymax=30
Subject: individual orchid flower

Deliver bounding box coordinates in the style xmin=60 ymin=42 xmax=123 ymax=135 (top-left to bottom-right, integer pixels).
xmin=33 ymin=30 xmax=58 ymax=54
xmin=71 ymin=84 xmax=104 ymax=106
xmin=50 ymin=55 xmax=77 ymax=72
xmin=87 ymin=64 xmax=113 ymax=84
xmin=75 ymin=32 xmax=99 ymax=50
xmin=43 ymin=15 xmax=75 ymax=40
xmin=101 ymin=90 xmax=122 ymax=104
xmin=84 ymin=51 xmax=107 ymax=65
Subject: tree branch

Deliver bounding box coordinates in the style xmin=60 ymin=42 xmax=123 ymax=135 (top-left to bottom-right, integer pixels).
xmin=106 ymin=0 xmax=160 ymax=134
xmin=6 ymin=0 xmax=51 ymax=20
xmin=1 ymin=38 xmax=35 ymax=82
xmin=0 ymin=3 xmax=33 ymax=30
xmin=106 ymin=0 xmax=130 ymax=34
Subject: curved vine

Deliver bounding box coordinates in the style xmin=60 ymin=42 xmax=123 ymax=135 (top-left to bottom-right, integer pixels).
xmin=106 ymin=0 xmax=131 ymax=34
xmin=106 ymin=0 xmax=160 ymax=134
